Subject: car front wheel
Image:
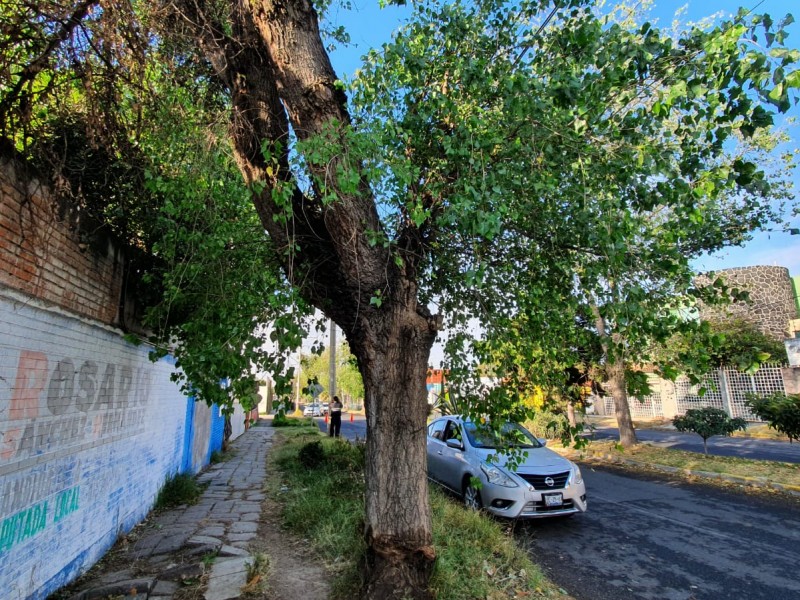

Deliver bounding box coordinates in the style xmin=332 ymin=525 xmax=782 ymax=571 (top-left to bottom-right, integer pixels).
xmin=463 ymin=479 xmax=482 ymax=511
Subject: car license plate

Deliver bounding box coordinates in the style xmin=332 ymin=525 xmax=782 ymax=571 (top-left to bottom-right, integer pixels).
xmin=543 ymin=493 xmax=563 ymax=507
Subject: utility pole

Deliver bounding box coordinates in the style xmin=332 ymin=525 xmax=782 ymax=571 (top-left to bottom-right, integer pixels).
xmin=295 ymin=358 xmax=301 ymax=413
xmin=329 ymin=319 xmax=337 ymax=399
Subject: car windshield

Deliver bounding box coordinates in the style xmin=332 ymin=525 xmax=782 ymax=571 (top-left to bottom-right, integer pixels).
xmin=463 ymin=422 xmax=542 ymax=449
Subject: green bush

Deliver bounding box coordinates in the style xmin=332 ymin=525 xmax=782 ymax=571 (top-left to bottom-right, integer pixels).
xmin=273 ymin=413 xmax=313 ymax=427
xmin=746 ymin=392 xmax=800 ymax=443
xmin=524 ymin=410 xmax=570 ymax=440
xmin=155 ymin=473 xmax=203 ymax=509
xmin=272 ymin=413 xmax=291 ymax=427
xmin=298 ymin=440 xmax=325 ymax=469
xmin=672 ymin=407 xmax=747 ymax=454
xmin=331 ymin=439 xmax=366 ymax=474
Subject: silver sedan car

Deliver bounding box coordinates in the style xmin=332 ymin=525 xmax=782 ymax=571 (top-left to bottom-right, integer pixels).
xmin=426 ymin=416 xmax=587 ymax=519
xmin=303 ymin=403 xmax=322 ymax=417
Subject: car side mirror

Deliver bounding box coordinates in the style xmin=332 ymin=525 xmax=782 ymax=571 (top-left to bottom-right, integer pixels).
xmin=537 ymin=438 xmax=547 ymax=447
xmin=446 ymin=438 xmax=463 ymax=450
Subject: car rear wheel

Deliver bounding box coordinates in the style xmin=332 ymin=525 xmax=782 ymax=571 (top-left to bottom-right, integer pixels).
xmin=463 ymin=479 xmax=482 ymax=511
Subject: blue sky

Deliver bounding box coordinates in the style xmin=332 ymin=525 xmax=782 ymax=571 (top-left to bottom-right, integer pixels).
xmin=326 ymin=0 xmax=800 ymax=276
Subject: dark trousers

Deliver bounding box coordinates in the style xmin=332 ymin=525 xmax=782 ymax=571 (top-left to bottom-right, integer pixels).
xmin=329 ymin=414 xmax=341 ymax=437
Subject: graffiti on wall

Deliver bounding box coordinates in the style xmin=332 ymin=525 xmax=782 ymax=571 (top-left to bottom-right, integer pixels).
xmin=2 ymin=349 xmax=152 ymax=462
xmin=0 ymin=485 xmax=80 ymax=552
xmin=0 ymin=347 xmax=155 ymax=555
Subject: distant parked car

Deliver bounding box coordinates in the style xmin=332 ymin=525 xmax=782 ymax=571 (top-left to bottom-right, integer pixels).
xmin=303 ymin=403 xmax=322 ymax=417
xmin=320 ymin=402 xmax=330 ymax=415
xmin=427 ymin=416 xmax=587 ymax=519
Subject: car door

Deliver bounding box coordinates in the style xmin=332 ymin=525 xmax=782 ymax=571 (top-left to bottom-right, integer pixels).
xmin=426 ymin=419 xmax=448 ymax=483
xmin=437 ymin=420 xmax=468 ymax=491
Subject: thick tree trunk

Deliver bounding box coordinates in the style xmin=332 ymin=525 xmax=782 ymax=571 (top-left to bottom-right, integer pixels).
xmin=590 ymin=302 xmax=638 ymax=447
xmin=606 ymin=361 xmax=638 ymax=447
xmin=170 ymin=1 xmax=440 ymax=596
xmin=351 ymin=302 xmax=437 ymax=600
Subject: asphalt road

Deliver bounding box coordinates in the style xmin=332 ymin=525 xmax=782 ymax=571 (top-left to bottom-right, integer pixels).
xmin=518 ymin=464 xmax=800 ymax=600
xmin=318 ymin=415 xmax=800 ymax=599
xmin=590 ymin=426 xmax=800 ymax=463
xmin=315 ymin=413 xmax=367 ymax=439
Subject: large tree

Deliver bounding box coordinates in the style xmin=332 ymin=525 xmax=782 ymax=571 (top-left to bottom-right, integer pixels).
xmin=2 ymin=0 xmax=797 ymax=596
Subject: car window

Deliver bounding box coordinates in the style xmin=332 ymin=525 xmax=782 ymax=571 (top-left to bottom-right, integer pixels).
xmin=442 ymin=420 xmax=461 ymax=443
xmin=428 ymin=420 xmax=446 ymax=440
xmin=464 ymin=422 xmax=542 ymax=449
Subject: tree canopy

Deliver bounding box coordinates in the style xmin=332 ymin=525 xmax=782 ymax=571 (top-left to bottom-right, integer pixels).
xmin=349 ymin=0 xmax=798 ymax=444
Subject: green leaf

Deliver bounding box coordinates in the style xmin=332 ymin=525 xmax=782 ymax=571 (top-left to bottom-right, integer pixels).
xmin=785 ymin=70 xmax=800 ymax=89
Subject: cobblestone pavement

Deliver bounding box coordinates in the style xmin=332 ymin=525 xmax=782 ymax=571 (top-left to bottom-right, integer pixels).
xmin=63 ymin=424 xmax=275 ymax=600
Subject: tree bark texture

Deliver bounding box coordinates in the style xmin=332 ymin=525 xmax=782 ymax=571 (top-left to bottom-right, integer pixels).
xmin=567 ymin=400 xmax=577 ymax=429
xmin=354 ymin=303 xmax=437 ymax=600
xmin=606 ymin=360 xmax=638 ymax=447
xmin=169 ymin=1 xmax=439 ymax=596
xmin=590 ymin=303 xmax=638 ymax=447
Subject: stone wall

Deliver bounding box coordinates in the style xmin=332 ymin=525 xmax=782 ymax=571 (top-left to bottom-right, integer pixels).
xmin=698 ymin=265 xmax=798 ymax=340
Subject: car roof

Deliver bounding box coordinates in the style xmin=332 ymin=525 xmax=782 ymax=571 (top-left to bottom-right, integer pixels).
xmin=434 ymin=416 xmax=525 ymax=428
xmin=434 ymin=415 xmax=469 ymax=424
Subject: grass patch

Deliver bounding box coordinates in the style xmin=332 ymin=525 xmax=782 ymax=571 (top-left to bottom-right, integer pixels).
xmin=568 ymin=441 xmax=800 ymax=488
xmin=267 ymin=431 xmax=569 ymax=599
xmin=269 ymin=432 xmax=366 ymax=596
xmin=210 ymin=449 xmax=236 ymax=464
xmin=732 ymin=422 xmax=792 ymax=441
xmin=155 ymin=473 xmax=204 ymax=509
xmin=272 ymin=413 xmax=316 ymax=427
xmin=429 ymin=487 xmax=564 ymax=599
xmin=241 ymin=552 xmax=270 ymax=596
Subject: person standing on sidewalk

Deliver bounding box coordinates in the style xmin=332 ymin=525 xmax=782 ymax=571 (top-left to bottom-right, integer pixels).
xmin=329 ymin=395 xmax=343 ymax=437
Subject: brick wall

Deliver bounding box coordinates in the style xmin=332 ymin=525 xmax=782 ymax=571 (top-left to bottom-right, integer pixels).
xmin=0 ymin=157 xmax=124 ymax=326
xmin=0 ymin=156 xmax=229 ymax=599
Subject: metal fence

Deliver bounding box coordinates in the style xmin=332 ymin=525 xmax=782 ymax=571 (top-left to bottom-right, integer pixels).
xmin=674 ymin=370 xmax=724 ymax=415
xmin=605 ymin=374 xmax=665 ymax=419
xmin=723 ymin=365 xmax=786 ymax=420
xmin=605 ymin=364 xmax=789 ymax=422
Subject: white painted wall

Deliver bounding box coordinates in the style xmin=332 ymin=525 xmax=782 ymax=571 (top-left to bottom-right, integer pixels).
xmin=230 ymin=402 xmax=247 ymax=440
xmin=0 ymin=287 xmax=200 ymax=599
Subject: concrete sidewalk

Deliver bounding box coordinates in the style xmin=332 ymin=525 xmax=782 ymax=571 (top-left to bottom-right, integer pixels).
xmin=63 ymin=423 xmax=275 ymax=600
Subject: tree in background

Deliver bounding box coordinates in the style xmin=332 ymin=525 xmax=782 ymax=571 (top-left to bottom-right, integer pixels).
xmin=656 ymin=316 xmax=789 ymax=379
xmin=2 ymin=0 xmax=798 ymax=595
xmin=746 ymin=392 xmax=800 ymax=443
xmin=300 ymin=343 xmax=365 ymax=405
xmin=673 ymin=407 xmax=747 ymax=454
xmin=696 ymin=318 xmax=787 ymax=370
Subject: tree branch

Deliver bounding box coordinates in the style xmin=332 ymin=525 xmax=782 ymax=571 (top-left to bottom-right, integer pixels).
xmin=0 ymin=0 xmax=99 ymax=128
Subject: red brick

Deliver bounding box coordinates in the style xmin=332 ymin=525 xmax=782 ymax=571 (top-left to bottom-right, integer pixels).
xmin=1 ymin=161 xmax=124 ymax=325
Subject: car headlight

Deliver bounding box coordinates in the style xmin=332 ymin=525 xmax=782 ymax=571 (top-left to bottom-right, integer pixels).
xmin=480 ymin=464 xmax=519 ymax=488
xmin=570 ymin=464 xmax=583 ymax=485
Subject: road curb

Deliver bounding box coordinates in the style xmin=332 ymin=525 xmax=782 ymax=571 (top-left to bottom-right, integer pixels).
xmin=578 ymin=452 xmax=800 ymax=497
